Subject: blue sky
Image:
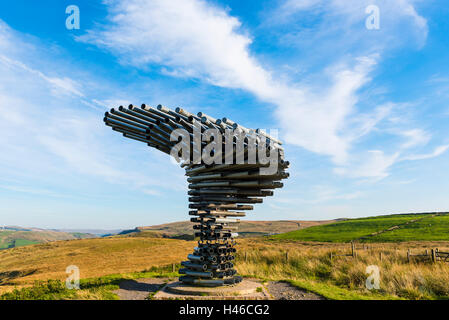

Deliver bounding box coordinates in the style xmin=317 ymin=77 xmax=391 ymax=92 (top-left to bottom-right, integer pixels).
xmin=1 ymin=0 xmax=449 ymax=229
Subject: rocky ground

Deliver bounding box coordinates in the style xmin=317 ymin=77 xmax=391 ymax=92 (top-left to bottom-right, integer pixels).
xmin=266 ymin=281 xmax=325 ymax=300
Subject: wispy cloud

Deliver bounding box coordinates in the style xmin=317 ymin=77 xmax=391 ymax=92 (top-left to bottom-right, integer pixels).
xmin=0 ymin=54 xmax=84 ymax=98
xmin=272 ymin=0 xmax=428 ymax=50
xmin=0 ymin=184 xmax=66 ymax=198
xmin=82 ymin=0 xmax=380 ymax=164
xmin=402 ymin=145 xmax=449 ymax=161
xmin=335 ymin=150 xmax=400 ymax=180
xmin=271 ymin=185 xmax=363 ymax=206
xmin=399 ymin=129 xmax=431 ymax=149
xmin=78 ymin=0 xmax=440 ymax=181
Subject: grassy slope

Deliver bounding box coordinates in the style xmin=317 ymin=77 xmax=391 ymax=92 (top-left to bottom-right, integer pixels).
xmin=3 ymin=214 xmax=449 ymax=300
xmin=271 ymin=213 xmax=447 ymax=242
xmin=0 ymin=237 xmax=194 ymax=287
xmin=0 ymin=231 xmax=15 ymax=249
xmin=1 ymin=235 xmax=449 ymax=299
xmin=238 ymin=239 xmax=449 ymax=300
xmin=369 ymin=215 xmax=449 ymax=242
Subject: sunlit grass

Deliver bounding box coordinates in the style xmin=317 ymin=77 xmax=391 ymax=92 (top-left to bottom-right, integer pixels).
xmin=1 ymin=234 xmax=449 ymax=300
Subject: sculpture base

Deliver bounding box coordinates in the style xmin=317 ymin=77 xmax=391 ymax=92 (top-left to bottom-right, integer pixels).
xmin=179 ymin=275 xmax=242 ymax=287
xmin=153 ymin=279 xmax=270 ymax=300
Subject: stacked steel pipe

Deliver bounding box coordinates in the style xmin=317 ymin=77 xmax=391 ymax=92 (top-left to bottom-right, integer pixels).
xmin=104 ymin=104 xmax=289 ymax=286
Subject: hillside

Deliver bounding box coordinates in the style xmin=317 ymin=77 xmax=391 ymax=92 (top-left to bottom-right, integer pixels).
xmin=271 ymin=212 xmax=449 ymax=242
xmin=1 ymin=233 xmax=449 ymax=300
xmin=0 ymin=228 xmax=95 ymax=249
xmin=120 ymin=219 xmax=338 ymax=239
xmin=0 ymin=236 xmax=194 ymax=291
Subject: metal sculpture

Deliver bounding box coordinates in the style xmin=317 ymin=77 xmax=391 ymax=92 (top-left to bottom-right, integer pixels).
xmin=104 ymin=104 xmax=289 ymax=286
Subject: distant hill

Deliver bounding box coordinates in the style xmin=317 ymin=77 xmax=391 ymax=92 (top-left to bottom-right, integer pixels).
xmin=0 ymin=227 xmax=96 ymax=249
xmin=118 ymin=219 xmax=338 ymax=239
xmin=271 ymin=212 xmax=449 ymax=242
xmin=51 ymin=229 xmax=124 ymax=237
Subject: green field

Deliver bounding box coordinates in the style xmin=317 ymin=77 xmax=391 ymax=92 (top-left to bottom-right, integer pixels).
xmin=12 ymin=239 xmax=40 ymax=247
xmin=271 ymin=213 xmax=449 ymax=242
xmin=0 ymin=238 xmax=40 ymax=249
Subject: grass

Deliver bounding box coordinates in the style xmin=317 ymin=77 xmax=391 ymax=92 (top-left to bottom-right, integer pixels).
xmin=236 ymin=239 xmax=449 ymax=300
xmin=0 ymin=266 xmax=179 ymax=300
xmin=0 ymin=236 xmax=194 ymax=291
xmin=13 ymin=239 xmax=40 ymax=247
xmin=369 ymin=215 xmax=449 ymax=242
xmin=271 ymin=213 xmax=447 ymax=242
xmin=0 ymin=238 xmax=39 ymax=249
xmin=2 ymin=228 xmax=449 ymax=300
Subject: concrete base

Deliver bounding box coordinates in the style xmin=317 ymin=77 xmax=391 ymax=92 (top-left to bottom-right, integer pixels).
xmin=153 ymin=279 xmax=271 ymax=300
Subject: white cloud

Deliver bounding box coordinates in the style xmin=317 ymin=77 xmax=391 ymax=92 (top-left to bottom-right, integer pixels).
xmin=78 ymin=0 xmax=434 ymax=177
xmin=403 ymin=145 xmax=449 ymax=161
xmin=335 ymin=144 xmax=449 ymax=181
xmin=306 ymin=185 xmax=363 ymax=203
xmin=276 ymin=55 xmax=378 ymax=164
xmin=79 ymin=0 xmax=274 ymax=95
xmin=335 ymin=150 xmax=400 ymax=180
xmin=399 ymin=129 xmax=431 ymax=149
xmin=0 ymin=55 xmax=84 ymax=98
xmin=276 ymin=0 xmax=428 ymax=44
xmin=271 ymin=185 xmax=363 ymax=206
xmin=346 ymin=103 xmax=394 ymax=141
xmin=78 ymin=0 xmax=385 ymax=164
xmin=0 ymin=184 xmax=66 ymax=198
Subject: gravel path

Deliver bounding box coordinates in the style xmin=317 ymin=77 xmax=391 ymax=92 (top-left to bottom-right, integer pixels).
xmin=113 ymin=278 xmax=171 ymax=300
xmin=266 ymin=281 xmax=325 ymax=300
xmin=114 ymin=278 xmax=324 ymax=300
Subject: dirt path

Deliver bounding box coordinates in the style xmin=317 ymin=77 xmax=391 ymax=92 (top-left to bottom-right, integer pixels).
xmin=113 ymin=278 xmax=324 ymax=300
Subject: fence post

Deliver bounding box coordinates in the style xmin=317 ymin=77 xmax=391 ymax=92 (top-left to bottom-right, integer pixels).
xmin=285 ymin=251 xmax=289 ymax=262
xmin=431 ymin=249 xmax=436 ymax=263
xmin=172 ymin=263 xmax=175 ymax=273
xmin=380 ymin=252 xmax=382 ymax=262
xmin=407 ymin=249 xmax=410 ymax=263
xmin=351 ymin=241 xmax=355 ymax=258
xmin=330 ymin=252 xmax=333 ymax=261
xmin=245 ymin=251 xmax=247 ymax=262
